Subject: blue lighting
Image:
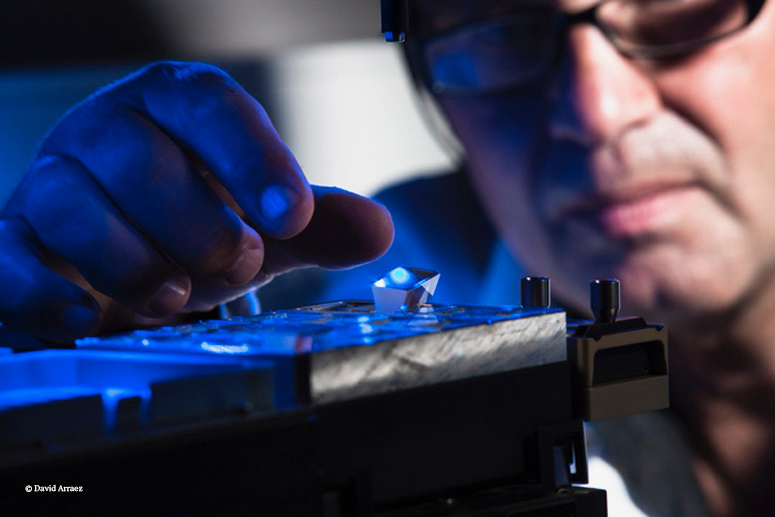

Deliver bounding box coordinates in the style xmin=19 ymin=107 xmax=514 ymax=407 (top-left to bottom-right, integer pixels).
xmin=388 ymin=267 xmax=415 ymax=287
xmin=200 ymin=342 xmax=251 ymax=355
xmin=0 ymin=350 xmax=269 ymax=436
xmin=384 ymin=31 xmax=406 ymax=43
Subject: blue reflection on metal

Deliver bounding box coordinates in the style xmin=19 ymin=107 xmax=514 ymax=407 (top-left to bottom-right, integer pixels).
xmin=358 ymin=323 xmax=375 ymax=335
xmin=0 ymin=350 xmax=263 ymax=433
xmin=200 ymin=342 xmax=251 ymax=355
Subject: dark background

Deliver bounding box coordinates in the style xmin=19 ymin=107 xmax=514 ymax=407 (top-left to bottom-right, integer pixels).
xmin=0 ymin=0 xmax=378 ymax=69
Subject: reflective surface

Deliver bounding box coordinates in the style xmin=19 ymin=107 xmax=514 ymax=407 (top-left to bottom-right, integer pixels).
xmin=372 ymin=266 xmax=440 ymax=314
xmin=418 ymin=0 xmax=766 ymax=93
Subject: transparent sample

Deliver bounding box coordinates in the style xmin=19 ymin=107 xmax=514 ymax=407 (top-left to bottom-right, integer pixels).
xmin=371 ymin=267 xmax=440 ymax=314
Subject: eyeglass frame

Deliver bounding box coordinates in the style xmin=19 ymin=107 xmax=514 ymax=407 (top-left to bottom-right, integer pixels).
xmin=404 ymin=0 xmax=767 ymax=96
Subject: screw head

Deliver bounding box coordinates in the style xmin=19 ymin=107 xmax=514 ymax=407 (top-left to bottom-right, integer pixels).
xmin=521 ymin=276 xmax=551 ymax=308
xmin=590 ymin=278 xmax=620 ymax=323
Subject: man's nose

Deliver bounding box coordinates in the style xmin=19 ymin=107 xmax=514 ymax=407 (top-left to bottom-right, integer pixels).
xmin=547 ymin=25 xmax=662 ymax=145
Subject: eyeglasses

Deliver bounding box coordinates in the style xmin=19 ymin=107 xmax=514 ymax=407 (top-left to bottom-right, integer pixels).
xmin=411 ymin=0 xmax=766 ymax=95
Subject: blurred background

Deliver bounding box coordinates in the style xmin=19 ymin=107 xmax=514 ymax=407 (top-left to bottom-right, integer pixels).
xmin=0 ymin=0 xmax=452 ymax=206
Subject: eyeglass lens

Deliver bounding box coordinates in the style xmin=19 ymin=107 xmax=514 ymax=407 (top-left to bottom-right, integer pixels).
xmin=422 ymin=0 xmax=757 ymax=93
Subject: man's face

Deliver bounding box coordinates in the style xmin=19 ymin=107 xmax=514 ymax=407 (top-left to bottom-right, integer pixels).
xmin=414 ymin=0 xmax=775 ymax=323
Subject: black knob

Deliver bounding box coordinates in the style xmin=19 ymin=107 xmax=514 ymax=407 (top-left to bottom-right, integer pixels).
xmin=591 ymin=278 xmax=620 ymax=323
xmin=521 ymin=276 xmax=551 ymax=308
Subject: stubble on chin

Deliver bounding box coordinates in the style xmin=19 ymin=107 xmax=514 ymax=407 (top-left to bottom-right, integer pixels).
xmin=477 ymin=110 xmax=746 ymax=317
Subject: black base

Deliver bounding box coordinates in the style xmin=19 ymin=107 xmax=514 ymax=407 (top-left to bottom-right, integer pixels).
xmin=0 ymin=363 xmax=604 ymax=516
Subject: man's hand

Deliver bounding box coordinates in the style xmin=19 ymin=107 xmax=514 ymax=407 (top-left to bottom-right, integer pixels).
xmin=0 ymin=62 xmax=394 ymax=343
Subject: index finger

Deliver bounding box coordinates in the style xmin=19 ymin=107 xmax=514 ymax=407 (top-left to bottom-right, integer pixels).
xmin=45 ymin=61 xmax=314 ymax=239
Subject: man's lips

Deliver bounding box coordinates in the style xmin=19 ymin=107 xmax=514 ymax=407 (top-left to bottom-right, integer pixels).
xmin=556 ymin=183 xmax=701 ymax=238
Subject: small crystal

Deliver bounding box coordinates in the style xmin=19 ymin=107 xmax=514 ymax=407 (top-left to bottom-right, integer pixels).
xmin=372 ymin=267 xmax=440 ymax=314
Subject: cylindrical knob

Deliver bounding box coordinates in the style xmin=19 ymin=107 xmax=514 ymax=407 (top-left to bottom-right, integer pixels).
xmin=521 ymin=276 xmax=551 ymax=308
xmin=591 ymin=278 xmax=620 ymax=323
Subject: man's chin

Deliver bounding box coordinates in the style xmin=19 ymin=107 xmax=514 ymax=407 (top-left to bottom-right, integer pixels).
xmin=546 ymin=247 xmax=700 ymax=321
xmin=578 ymin=255 xmax=746 ymax=326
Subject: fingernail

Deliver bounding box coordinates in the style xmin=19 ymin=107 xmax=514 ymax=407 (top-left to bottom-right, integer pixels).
xmin=149 ymin=278 xmax=189 ymax=315
xmin=260 ymin=185 xmax=299 ymax=224
xmin=62 ymin=304 xmax=100 ymax=337
xmin=224 ymin=245 xmax=263 ymax=286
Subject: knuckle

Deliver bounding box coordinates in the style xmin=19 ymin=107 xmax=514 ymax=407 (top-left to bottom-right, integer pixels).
xmin=83 ymin=249 xmax=184 ymax=312
xmin=190 ymin=222 xmax=264 ymax=285
xmin=141 ymin=61 xmax=233 ymax=87
xmin=190 ymin=223 xmax=245 ymax=273
xmin=39 ymin=93 xmax=124 ymax=158
xmin=21 ymin=157 xmax=90 ymax=240
xmin=146 ymin=61 xmax=239 ymax=103
xmin=139 ymin=61 xmax=259 ymax=132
